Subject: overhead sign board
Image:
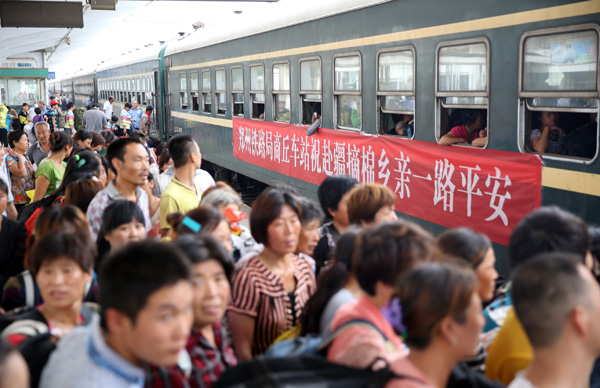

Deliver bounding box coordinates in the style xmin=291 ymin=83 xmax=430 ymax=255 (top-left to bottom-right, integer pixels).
xmin=48 ymin=72 xmax=56 ymax=80
xmin=0 ymin=2 xmax=83 ymax=28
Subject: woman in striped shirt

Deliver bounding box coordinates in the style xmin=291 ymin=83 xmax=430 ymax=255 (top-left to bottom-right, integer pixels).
xmin=228 ymin=187 xmax=316 ymax=359
xmin=120 ymin=102 xmax=132 ymax=135
xmin=64 ymin=102 xmax=75 ymax=135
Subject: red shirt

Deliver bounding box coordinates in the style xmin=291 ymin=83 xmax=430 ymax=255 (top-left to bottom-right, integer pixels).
xmin=145 ymin=322 xmax=237 ymax=388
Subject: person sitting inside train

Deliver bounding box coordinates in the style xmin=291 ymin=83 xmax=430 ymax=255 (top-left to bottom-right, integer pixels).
xmin=530 ymin=111 xmax=565 ymax=155
xmin=276 ymin=100 xmax=290 ymax=122
xmin=393 ymin=114 xmax=414 ymax=137
xmin=438 ymin=109 xmax=487 ymax=147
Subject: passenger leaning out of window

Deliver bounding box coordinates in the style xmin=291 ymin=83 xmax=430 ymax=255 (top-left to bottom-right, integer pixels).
xmin=530 ymin=111 xmax=565 ymax=155
xmin=439 ymin=109 xmax=487 ymax=147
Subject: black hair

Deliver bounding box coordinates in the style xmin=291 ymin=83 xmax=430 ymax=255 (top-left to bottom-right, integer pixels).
xmin=250 ymin=187 xmax=300 ymax=246
xmin=461 ymin=109 xmax=485 ymax=127
xmin=298 ymin=197 xmax=324 ymax=225
xmin=299 ymin=226 xmax=362 ymax=335
xmin=512 ymin=253 xmax=589 ymax=348
xmin=67 ymin=102 xmax=74 ymax=109
xmin=590 ymin=226 xmax=600 ymax=266
xmin=49 ymin=131 xmax=73 ymax=152
xmin=30 ymin=230 xmax=96 ymax=276
xmin=101 ymin=130 xmax=115 ymax=145
xmin=167 ymin=134 xmax=197 ymax=168
xmin=34 ymin=107 xmax=41 ymax=115
xmin=124 ymin=102 xmax=132 ymax=109
xmin=436 ymin=228 xmax=492 ymax=269
xmin=509 ymin=206 xmax=589 ymax=271
xmin=110 ymin=115 xmax=118 ymax=122
xmin=51 ymin=150 xmax=101 ymax=196
xmin=317 ymin=175 xmax=359 ymax=220
xmin=354 ymin=220 xmax=434 ymax=296
xmin=99 ymin=240 xmax=192 ymax=330
xmin=146 ymin=105 xmax=153 ymax=113
xmin=96 ymin=200 xmax=146 ymax=267
xmin=106 ymin=138 xmax=144 ymax=174
xmin=73 ymin=130 xmax=93 ymax=144
xmin=8 ymin=129 xmax=26 ymax=149
xmin=174 ymin=234 xmax=234 ymax=282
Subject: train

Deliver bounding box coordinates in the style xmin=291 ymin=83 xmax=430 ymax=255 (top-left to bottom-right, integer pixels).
xmin=49 ymin=0 xmax=600 ymax=274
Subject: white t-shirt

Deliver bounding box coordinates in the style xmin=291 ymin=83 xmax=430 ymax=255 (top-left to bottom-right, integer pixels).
xmin=508 ymin=372 xmax=539 ymax=388
xmin=103 ymin=101 xmax=113 ymax=120
xmin=157 ymin=166 xmax=215 ymax=195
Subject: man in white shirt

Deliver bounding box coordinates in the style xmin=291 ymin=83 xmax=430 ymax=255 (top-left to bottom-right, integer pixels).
xmin=508 ymin=253 xmax=600 ymax=388
xmin=103 ymin=96 xmax=114 ymax=121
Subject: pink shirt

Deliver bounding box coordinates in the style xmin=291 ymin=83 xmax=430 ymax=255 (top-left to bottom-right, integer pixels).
xmin=327 ymin=295 xmax=405 ymax=368
xmin=386 ymin=357 xmax=437 ymax=388
xmin=449 ymin=125 xmax=476 ymax=143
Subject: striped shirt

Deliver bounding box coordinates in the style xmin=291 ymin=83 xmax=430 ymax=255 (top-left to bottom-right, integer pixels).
xmin=64 ymin=110 xmax=75 ymax=134
xmin=121 ymin=109 xmax=132 ymax=131
xmin=228 ymin=254 xmax=316 ymax=356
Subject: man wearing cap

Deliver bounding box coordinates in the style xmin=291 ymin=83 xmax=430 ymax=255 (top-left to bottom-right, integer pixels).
xmin=47 ymin=100 xmax=59 ymax=133
xmin=83 ymin=103 xmax=107 ymax=133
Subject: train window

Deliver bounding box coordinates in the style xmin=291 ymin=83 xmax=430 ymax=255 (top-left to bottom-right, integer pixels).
xmin=250 ymin=64 xmax=265 ymax=119
xmin=215 ymin=68 xmax=226 ymax=115
xmin=141 ymin=78 xmax=147 ymax=105
xmin=299 ymin=58 xmax=322 ymax=125
xmin=231 ymin=66 xmax=244 ymax=117
xmin=180 ymin=72 xmax=188 ymax=110
xmin=436 ymin=39 xmax=489 ymax=147
xmin=190 ymin=71 xmax=199 ymax=112
xmin=202 ymin=70 xmax=212 ymax=114
xmin=334 ymin=53 xmax=362 ymax=130
xmin=377 ymin=48 xmax=415 ymax=137
xmin=273 ymin=62 xmax=290 ymax=122
xmin=518 ymin=26 xmax=599 ymax=161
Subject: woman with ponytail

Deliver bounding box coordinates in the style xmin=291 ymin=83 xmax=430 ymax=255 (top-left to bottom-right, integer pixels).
xmin=32 ymin=131 xmax=72 ymax=202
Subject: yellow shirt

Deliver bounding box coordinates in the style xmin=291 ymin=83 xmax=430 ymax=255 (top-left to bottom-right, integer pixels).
xmin=485 ymin=308 xmax=533 ymax=386
xmin=159 ymin=177 xmax=202 ymax=230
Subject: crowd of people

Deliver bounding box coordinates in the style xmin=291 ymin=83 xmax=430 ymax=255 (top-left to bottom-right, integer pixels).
xmin=0 ymin=97 xmax=600 ymax=388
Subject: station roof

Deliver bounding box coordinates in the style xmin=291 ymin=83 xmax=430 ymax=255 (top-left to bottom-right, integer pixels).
xmin=0 ymin=0 xmax=388 ymax=80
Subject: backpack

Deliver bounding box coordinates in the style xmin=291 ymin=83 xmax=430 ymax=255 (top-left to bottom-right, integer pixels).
xmin=265 ymin=319 xmax=389 ymax=358
xmin=213 ymin=355 xmax=428 ymax=388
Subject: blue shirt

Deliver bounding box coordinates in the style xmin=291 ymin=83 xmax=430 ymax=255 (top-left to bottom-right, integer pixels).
xmin=40 ymin=314 xmax=146 ymax=388
xmin=129 ymin=107 xmax=144 ymax=130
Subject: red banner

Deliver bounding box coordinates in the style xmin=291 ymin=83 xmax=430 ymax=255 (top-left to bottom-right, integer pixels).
xmin=233 ymin=118 xmax=542 ymax=245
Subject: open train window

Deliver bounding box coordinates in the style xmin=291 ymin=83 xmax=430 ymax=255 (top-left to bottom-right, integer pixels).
xmin=179 ymin=73 xmax=188 ymax=110
xmin=190 ymin=71 xmax=199 ymax=112
xmin=141 ymin=78 xmax=147 ymax=105
xmin=231 ymin=66 xmax=244 ymax=117
xmin=334 ymin=53 xmax=361 ymax=131
xmin=250 ymin=64 xmax=265 ymax=120
xmin=202 ymin=70 xmax=211 ymax=114
xmin=273 ymin=62 xmax=290 ymax=122
xmin=377 ymin=47 xmax=415 ymax=138
xmin=215 ymin=68 xmax=226 ymax=116
xmin=518 ymin=25 xmax=599 ymax=161
xmin=435 ymin=39 xmax=489 ymax=148
xmin=299 ymin=58 xmax=321 ymax=125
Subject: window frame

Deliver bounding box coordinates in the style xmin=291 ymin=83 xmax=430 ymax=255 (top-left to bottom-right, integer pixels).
xmin=434 ymin=38 xmax=490 ymax=146
xmin=376 ymin=46 xmax=416 ymax=138
xmin=215 ymin=67 xmax=226 ymax=116
xmin=517 ymin=24 xmax=600 ymax=163
xmin=190 ymin=71 xmax=199 ymax=112
xmin=180 ymin=72 xmax=188 ymax=110
xmin=231 ymin=66 xmax=244 ymax=118
xmin=299 ymin=56 xmax=322 ymax=125
xmin=333 ymin=52 xmax=362 ymax=131
xmin=201 ymin=69 xmax=212 ymax=114
xmin=250 ymin=63 xmax=266 ymax=120
xmin=272 ymin=61 xmax=291 ymax=123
